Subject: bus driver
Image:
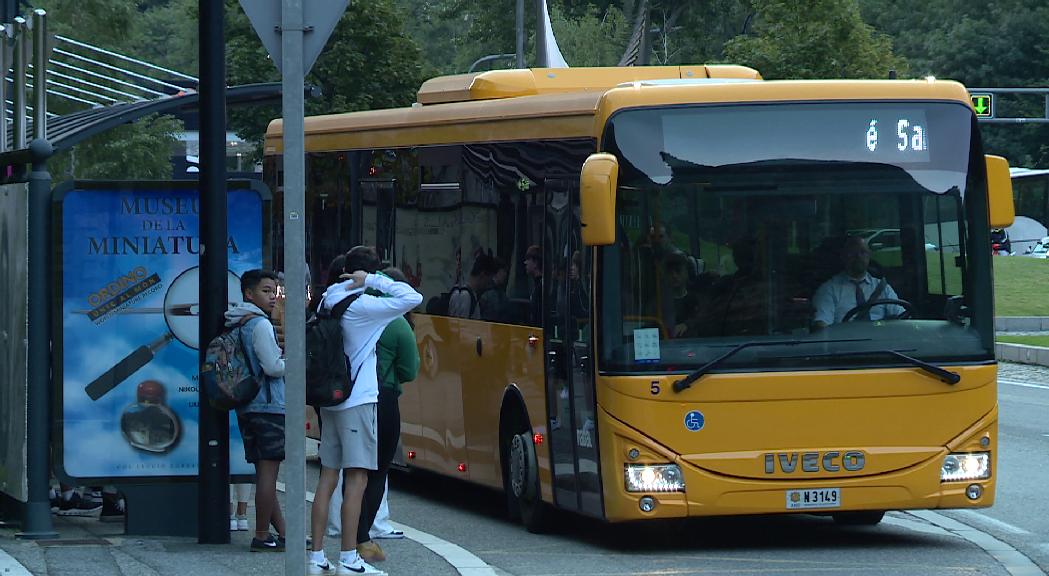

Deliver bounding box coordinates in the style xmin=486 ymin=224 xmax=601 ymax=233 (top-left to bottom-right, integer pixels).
xmin=812 ymin=235 xmax=905 ymax=328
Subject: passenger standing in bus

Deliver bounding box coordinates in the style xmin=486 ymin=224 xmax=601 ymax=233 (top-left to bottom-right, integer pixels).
xmin=308 ymin=247 xmax=422 ymax=575
xmin=448 ymin=254 xmax=495 ymax=319
xmin=812 ymin=235 xmax=905 ymax=328
xmin=525 ymin=245 xmax=543 ymax=325
xmin=479 ymin=256 xmax=511 ymax=322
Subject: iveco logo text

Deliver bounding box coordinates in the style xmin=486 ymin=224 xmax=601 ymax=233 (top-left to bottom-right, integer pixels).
xmin=763 ymin=451 xmax=865 ymax=474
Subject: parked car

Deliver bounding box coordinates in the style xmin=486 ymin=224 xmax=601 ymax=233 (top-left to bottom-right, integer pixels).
xmin=991 ymin=228 xmax=1012 ymax=255
xmin=1026 ymin=236 xmax=1049 ymax=259
xmin=848 ymin=228 xmax=938 ymax=251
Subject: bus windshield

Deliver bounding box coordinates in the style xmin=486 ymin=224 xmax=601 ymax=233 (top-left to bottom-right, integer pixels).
xmin=598 ymin=101 xmax=994 ymax=374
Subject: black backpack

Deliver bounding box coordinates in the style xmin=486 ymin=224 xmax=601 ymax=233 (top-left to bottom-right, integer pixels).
xmin=306 ymin=293 xmax=362 ymax=407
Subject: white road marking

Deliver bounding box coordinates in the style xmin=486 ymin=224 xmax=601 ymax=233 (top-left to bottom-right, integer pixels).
xmin=277 ymin=481 xmax=497 ymax=576
xmin=999 ymin=379 xmax=1049 ymax=391
xmin=0 ymin=548 xmax=32 ymax=576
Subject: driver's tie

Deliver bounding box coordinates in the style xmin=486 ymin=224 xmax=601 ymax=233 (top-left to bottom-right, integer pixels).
xmin=852 ymin=279 xmax=871 ymax=320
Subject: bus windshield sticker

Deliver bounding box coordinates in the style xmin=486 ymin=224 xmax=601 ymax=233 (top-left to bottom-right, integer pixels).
xmin=633 ymin=328 xmax=661 ymax=362
xmin=684 ymin=410 xmax=705 ymax=432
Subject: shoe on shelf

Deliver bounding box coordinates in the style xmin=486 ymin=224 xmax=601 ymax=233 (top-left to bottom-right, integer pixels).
xmin=100 ymin=496 xmax=125 ymax=523
xmin=250 ymin=533 xmax=285 ymax=552
xmin=357 ymin=540 xmax=385 ymax=563
xmin=54 ymin=493 xmax=102 ymax=517
xmin=236 ymin=516 xmax=249 ymax=531
xmin=371 ymin=529 xmax=404 ymax=540
xmin=307 ymin=557 xmax=335 ymax=574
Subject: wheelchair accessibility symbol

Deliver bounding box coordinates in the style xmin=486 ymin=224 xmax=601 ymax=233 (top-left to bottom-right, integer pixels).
xmin=684 ymin=410 xmax=704 ymax=432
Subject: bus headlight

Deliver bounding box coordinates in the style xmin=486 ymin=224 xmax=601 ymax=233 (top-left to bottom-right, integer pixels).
xmin=624 ymin=464 xmax=685 ymax=493
xmin=940 ymin=452 xmax=990 ymax=482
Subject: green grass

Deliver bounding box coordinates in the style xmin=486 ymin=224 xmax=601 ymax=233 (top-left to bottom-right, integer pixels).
xmin=997 ymin=335 xmax=1049 ymax=347
xmin=993 ymin=256 xmax=1049 ymax=316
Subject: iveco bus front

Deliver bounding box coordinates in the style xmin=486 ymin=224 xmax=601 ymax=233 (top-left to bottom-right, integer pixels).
xmin=579 ymin=79 xmax=1014 ymax=523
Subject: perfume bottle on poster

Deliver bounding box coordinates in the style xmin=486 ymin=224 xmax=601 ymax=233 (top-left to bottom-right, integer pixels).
xmin=120 ymin=380 xmax=181 ymax=453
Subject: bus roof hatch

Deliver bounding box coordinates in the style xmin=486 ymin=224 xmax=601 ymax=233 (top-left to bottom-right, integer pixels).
xmin=416 ymin=65 xmax=762 ymax=105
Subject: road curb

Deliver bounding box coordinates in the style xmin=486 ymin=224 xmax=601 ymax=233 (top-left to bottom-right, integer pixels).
xmin=996 ymin=342 xmax=1049 ymax=367
xmin=996 ymin=317 xmax=1049 ymax=332
xmin=906 ymin=510 xmax=1046 ymax=576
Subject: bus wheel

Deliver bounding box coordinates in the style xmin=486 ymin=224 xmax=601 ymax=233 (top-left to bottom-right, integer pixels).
xmin=509 ymin=432 xmax=549 ymax=533
xmin=832 ymin=511 xmax=885 ymax=526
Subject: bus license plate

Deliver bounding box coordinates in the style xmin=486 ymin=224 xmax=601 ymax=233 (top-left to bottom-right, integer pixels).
xmin=786 ymin=488 xmax=841 ymax=510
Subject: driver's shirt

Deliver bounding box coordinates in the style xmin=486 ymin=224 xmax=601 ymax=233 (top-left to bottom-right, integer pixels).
xmin=812 ymin=271 xmax=904 ymax=325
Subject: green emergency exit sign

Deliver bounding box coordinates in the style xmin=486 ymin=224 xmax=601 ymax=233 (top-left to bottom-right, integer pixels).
xmin=971 ymin=93 xmax=993 ymax=118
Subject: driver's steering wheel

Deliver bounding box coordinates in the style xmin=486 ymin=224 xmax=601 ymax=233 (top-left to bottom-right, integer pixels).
xmin=841 ymin=298 xmax=913 ymax=322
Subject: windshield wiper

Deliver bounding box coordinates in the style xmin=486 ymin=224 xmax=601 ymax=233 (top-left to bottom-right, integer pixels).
xmin=672 ymin=339 xmax=870 ymax=393
xmin=777 ymin=348 xmax=961 ymax=385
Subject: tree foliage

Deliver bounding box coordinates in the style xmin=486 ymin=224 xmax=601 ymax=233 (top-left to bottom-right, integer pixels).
xmin=225 ymin=0 xmax=423 ymax=155
xmin=50 ymin=114 xmax=184 ymax=182
xmin=724 ymin=0 xmax=905 ymax=79
xmin=860 ymin=0 xmax=1049 ymax=165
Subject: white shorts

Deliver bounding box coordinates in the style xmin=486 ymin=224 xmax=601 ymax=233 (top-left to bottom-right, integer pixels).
xmin=319 ymin=403 xmax=378 ymax=470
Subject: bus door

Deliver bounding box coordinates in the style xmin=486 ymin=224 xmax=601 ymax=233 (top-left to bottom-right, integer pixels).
xmin=543 ymin=178 xmax=603 ymax=518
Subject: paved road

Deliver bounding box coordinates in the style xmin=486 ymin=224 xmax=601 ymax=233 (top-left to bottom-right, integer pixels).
xmin=940 ymin=361 xmax=1049 ymax=571
xmin=373 ymin=362 xmax=1049 ymax=576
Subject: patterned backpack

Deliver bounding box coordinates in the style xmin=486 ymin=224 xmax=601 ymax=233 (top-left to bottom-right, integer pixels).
xmin=202 ymin=316 xmax=262 ymax=411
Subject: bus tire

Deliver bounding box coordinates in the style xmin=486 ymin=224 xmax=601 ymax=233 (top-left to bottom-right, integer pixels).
xmin=832 ymin=511 xmax=885 ymax=526
xmin=508 ymin=431 xmax=549 ymax=533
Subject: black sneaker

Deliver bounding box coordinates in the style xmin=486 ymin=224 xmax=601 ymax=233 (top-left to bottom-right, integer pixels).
xmin=250 ymin=534 xmax=285 ymax=552
xmin=100 ymin=495 xmax=125 ymax=522
xmin=54 ymin=493 xmax=102 ymax=517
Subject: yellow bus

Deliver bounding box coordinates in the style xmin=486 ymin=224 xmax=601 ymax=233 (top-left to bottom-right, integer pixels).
xmin=265 ymin=65 xmax=1014 ymax=531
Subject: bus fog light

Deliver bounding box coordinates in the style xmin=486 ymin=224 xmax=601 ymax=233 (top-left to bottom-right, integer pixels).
xmin=625 ymin=464 xmax=685 ymax=493
xmin=966 ymin=484 xmax=983 ymax=500
xmin=639 ymin=496 xmax=656 ymax=512
xmin=941 ymin=452 xmax=990 ymax=482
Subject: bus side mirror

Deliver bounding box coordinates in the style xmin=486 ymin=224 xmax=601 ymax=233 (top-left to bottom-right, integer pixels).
xmin=985 ymin=155 xmax=1014 ymax=228
xmin=580 ymin=153 xmax=618 ymax=246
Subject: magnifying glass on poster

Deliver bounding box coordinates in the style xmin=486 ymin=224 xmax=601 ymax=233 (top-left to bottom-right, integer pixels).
xmin=83 ymin=266 xmax=243 ymax=401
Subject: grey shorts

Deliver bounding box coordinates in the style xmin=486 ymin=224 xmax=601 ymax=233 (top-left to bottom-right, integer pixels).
xmin=319 ymin=403 xmax=378 ymax=470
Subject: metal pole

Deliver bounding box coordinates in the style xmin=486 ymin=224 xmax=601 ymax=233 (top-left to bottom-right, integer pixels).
xmin=535 ymin=0 xmax=546 ymax=67
xmin=16 ymin=138 xmax=57 ymax=540
xmin=197 ymin=0 xmax=229 ymax=545
xmin=1 ymin=23 xmax=10 ymax=154
xmin=515 ymin=0 xmax=525 ymax=68
xmin=282 ymin=0 xmax=307 ymax=573
xmin=31 ymin=9 xmax=44 ymax=141
xmin=12 ymin=16 xmax=25 ymax=149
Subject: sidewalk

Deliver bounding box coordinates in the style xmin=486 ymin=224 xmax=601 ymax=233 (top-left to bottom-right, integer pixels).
xmin=0 ymin=509 xmax=460 ymax=576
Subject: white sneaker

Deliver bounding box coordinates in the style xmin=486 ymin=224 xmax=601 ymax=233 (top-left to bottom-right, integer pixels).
xmin=230 ymin=517 xmax=238 ymax=531
xmin=236 ymin=517 xmax=249 ymax=531
xmin=371 ymin=529 xmax=404 ymax=540
xmin=336 ymin=556 xmax=384 ymax=575
xmin=307 ymin=557 xmax=335 ymax=574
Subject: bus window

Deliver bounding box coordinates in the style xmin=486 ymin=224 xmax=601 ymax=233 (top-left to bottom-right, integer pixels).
xmin=598 ymin=101 xmax=992 ymax=374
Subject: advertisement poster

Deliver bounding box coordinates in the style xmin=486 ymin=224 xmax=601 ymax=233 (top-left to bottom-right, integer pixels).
xmin=0 ymin=183 xmax=28 ymax=500
xmin=58 ymin=181 xmax=265 ymax=481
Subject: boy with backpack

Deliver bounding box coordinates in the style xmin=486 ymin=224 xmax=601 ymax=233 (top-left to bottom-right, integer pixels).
xmin=307 ymin=247 xmax=421 ymax=575
xmin=223 ymin=269 xmax=287 ymax=552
